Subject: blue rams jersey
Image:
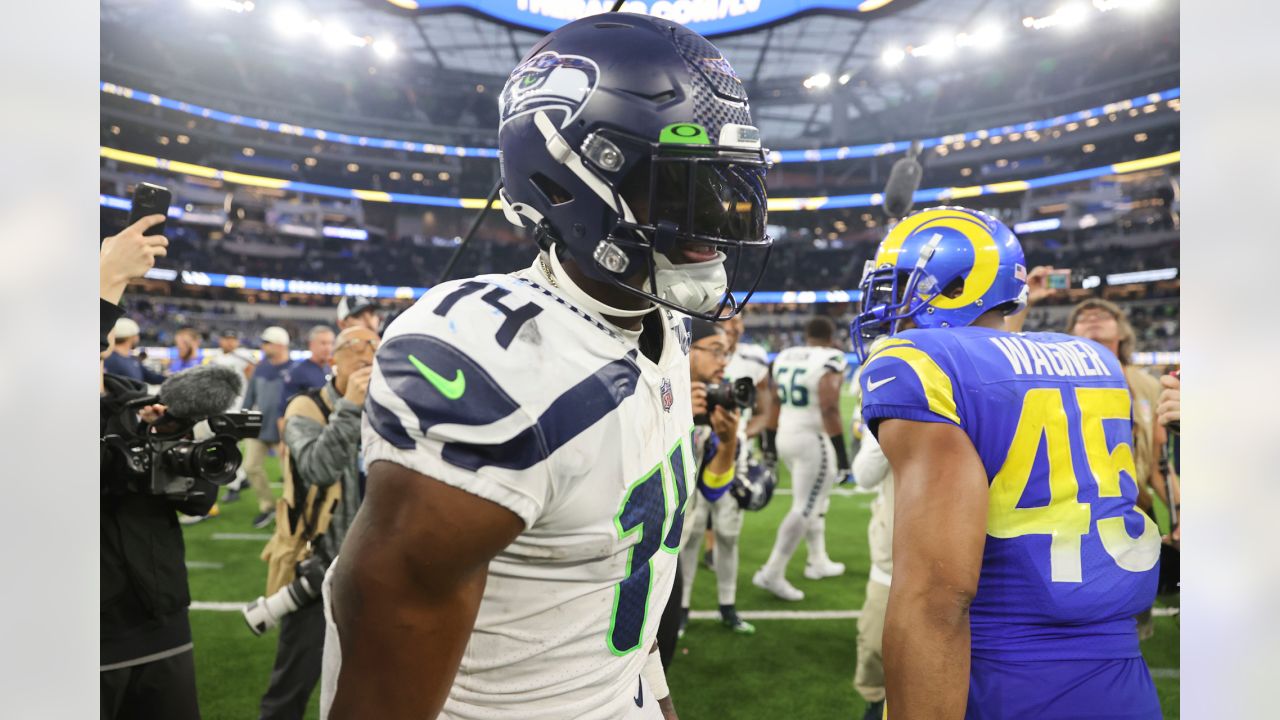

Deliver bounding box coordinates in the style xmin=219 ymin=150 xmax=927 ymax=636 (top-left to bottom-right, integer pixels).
xmin=860 ymin=326 xmax=1160 ymax=662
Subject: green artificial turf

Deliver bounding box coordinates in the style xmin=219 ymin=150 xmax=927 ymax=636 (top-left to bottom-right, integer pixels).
xmin=181 ymin=397 xmax=1179 ymax=719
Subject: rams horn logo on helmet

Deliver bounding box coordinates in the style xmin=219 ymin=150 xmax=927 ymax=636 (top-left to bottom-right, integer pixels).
xmin=499 ymin=51 xmax=600 ymax=130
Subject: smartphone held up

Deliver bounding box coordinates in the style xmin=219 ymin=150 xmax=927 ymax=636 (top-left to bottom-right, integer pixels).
xmin=127 ymin=182 xmax=172 ymax=237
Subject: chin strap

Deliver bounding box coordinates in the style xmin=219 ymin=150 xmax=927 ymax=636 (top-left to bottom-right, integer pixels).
xmin=545 ymin=245 xmax=655 ymax=319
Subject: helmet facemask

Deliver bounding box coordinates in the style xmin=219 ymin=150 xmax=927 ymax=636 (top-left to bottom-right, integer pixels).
xmin=582 ymin=125 xmax=772 ymax=321
xmin=851 ymin=234 xmax=945 ymax=362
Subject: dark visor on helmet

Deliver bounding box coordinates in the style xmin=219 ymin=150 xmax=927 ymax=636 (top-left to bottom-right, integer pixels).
xmin=647 ymin=157 xmax=767 ymax=249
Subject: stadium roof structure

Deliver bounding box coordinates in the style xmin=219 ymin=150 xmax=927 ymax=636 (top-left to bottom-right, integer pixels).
xmin=102 ymin=0 xmax=1177 ymax=145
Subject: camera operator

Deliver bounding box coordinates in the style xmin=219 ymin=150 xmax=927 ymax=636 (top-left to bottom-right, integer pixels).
xmin=100 ymin=215 xmax=206 ymax=720
xmin=251 ymin=326 xmax=379 ymax=720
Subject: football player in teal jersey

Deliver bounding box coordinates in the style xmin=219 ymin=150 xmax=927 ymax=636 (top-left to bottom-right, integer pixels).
xmin=851 ymin=206 xmax=1162 ymax=720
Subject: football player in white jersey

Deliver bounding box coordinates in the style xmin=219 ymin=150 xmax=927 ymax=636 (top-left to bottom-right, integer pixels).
xmin=722 ymin=313 xmax=774 ymax=439
xmin=320 ymin=15 xmax=772 ymax=720
xmin=753 ymin=316 xmax=850 ymax=601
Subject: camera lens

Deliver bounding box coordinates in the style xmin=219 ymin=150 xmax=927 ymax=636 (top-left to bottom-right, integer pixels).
xmin=159 ymin=438 xmax=242 ymax=485
xmin=193 ymin=439 xmax=242 ymax=485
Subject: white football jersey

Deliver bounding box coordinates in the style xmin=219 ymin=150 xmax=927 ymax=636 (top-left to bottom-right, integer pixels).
xmin=340 ymin=259 xmax=694 ymax=720
xmin=772 ymin=344 xmax=847 ymax=434
xmin=725 ymin=341 xmax=769 ymax=387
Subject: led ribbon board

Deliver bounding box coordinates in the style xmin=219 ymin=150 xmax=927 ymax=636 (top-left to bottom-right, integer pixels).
xmin=382 ymin=1 xmax=920 ymax=36
xmin=99 ymin=146 xmax=1181 ymax=212
xmin=100 ymin=82 xmax=1178 ymax=164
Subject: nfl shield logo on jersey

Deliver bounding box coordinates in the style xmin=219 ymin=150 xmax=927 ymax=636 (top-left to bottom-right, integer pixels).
xmin=660 ymin=378 xmax=674 ymax=413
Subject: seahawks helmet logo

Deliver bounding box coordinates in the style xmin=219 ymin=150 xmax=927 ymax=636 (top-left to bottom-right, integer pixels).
xmin=500 ymin=51 xmax=600 ymax=130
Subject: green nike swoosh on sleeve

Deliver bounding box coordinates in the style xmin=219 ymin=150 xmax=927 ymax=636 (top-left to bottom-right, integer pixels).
xmin=407 ymin=354 xmax=466 ymax=400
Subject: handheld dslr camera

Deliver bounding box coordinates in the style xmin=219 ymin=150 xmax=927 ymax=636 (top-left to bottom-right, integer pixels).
xmin=101 ymin=401 xmax=262 ymax=498
xmin=695 ymin=376 xmax=756 ymax=425
xmin=242 ymin=550 xmax=330 ymax=636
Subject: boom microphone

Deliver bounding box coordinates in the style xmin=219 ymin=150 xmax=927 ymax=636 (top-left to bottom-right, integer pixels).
xmin=882 ymin=140 xmax=923 ymax=220
xmin=158 ymin=364 xmax=244 ymax=421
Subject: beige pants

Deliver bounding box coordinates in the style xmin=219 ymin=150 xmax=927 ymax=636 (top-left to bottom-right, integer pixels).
xmin=854 ymin=578 xmax=890 ymax=703
xmin=242 ymin=438 xmax=276 ymax=512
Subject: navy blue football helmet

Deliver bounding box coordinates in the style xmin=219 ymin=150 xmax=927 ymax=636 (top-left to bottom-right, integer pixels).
xmin=730 ymin=458 xmax=778 ymax=511
xmin=497 ymin=13 xmax=772 ymax=320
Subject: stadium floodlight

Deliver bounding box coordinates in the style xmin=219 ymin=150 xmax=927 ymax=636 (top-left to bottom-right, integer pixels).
xmin=838 ymin=72 xmax=853 ymax=85
xmin=1055 ymin=4 xmax=1089 ymax=29
xmin=1093 ymin=0 xmax=1157 ymax=11
xmin=193 ymin=0 xmax=254 ymax=12
xmin=372 ymin=37 xmax=397 ymax=60
xmin=965 ymin=24 xmax=1004 ymax=50
xmin=803 ymin=72 xmax=832 ymax=89
xmin=322 ymin=21 xmax=365 ymax=49
xmin=881 ymin=47 xmax=905 ymax=67
xmin=272 ymin=6 xmax=308 ymax=38
xmin=910 ymin=35 xmax=955 ymax=59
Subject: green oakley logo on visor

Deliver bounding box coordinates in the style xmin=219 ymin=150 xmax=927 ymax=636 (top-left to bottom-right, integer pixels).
xmin=659 ymin=123 xmax=711 ymax=145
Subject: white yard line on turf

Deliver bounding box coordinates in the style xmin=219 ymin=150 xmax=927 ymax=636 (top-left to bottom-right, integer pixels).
xmin=693 ymin=609 xmax=860 ymax=620
xmin=211 ymin=533 xmax=273 ymax=541
xmin=775 ymin=488 xmax=871 ymax=497
xmin=185 ymin=561 xmax=224 ymax=569
xmin=191 ymin=601 xmax=246 ymax=612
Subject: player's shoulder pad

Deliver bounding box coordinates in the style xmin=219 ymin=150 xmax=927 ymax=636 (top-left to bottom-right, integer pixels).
xmin=859 ymin=329 xmax=962 ymax=427
xmin=739 ymin=342 xmax=769 ymax=364
xmin=383 ymin=273 xmax=550 ymax=347
xmin=822 ymin=347 xmax=849 ymax=373
xmin=368 ymin=275 xmax=544 ymax=448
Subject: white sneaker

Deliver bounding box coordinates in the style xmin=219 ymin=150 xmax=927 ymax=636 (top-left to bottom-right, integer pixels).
xmin=804 ymin=559 xmax=847 ymax=580
xmin=753 ymin=569 xmax=805 ymax=601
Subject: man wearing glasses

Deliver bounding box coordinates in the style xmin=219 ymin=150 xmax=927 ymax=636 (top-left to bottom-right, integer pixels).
xmin=257 ymin=326 xmax=380 ymax=720
xmin=675 ymin=320 xmax=754 ymax=635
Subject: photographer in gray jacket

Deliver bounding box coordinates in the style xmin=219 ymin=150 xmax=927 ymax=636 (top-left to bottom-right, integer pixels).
xmin=251 ymin=326 xmax=379 ymax=720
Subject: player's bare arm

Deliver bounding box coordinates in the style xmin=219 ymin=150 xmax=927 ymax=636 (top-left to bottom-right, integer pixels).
xmin=327 ymin=460 xmax=524 ymax=719
xmin=817 ymin=371 xmax=843 ymax=437
xmin=878 ymin=419 xmax=988 ymax=720
xmin=707 ymin=405 xmax=740 ymax=477
xmin=760 ymin=369 xmax=781 ymax=467
xmin=744 ymin=375 xmax=775 ymax=438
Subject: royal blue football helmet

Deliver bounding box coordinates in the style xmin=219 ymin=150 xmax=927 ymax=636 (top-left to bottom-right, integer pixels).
xmin=497 ymin=13 xmax=772 ymax=320
xmin=730 ymin=458 xmax=778 ymax=512
xmin=850 ymin=206 xmax=1028 ymax=361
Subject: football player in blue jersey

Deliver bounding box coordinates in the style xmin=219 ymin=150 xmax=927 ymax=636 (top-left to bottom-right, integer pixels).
xmin=322 ymin=14 xmax=771 ymax=720
xmin=850 ymin=206 xmax=1162 ymax=720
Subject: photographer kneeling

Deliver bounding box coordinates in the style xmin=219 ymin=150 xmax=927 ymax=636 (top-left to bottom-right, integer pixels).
xmin=249 ymin=326 xmax=379 ymax=720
